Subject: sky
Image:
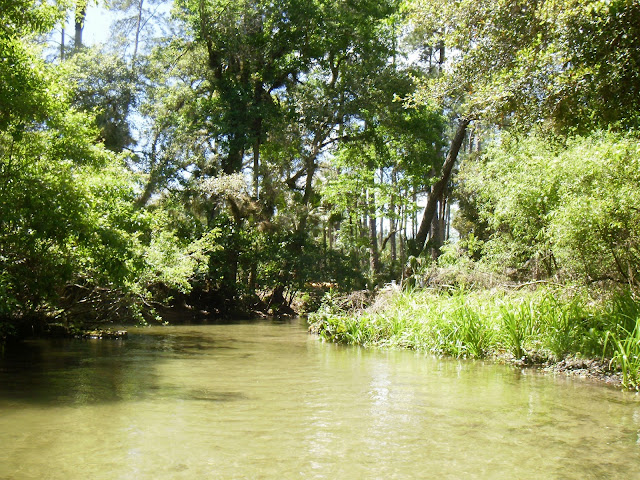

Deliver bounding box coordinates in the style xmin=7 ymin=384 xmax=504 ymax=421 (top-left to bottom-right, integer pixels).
xmin=58 ymin=2 xmax=173 ymax=51
xmin=81 ymin=5 xmax=115 ymax=45
xmin=57 ymin=5 xmax=115 ymax=48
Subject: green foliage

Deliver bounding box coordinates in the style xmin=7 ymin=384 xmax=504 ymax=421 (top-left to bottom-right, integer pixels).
xmin=500 ymin=301 xmax=534 ymax=360
xmin=320 ymin=72 xmax=445 ymax=283
xmin=172 ymin=0 xmax=399 ymax=172
xmin=408 ymin=0 xmax=640 ymax=132
xmin=66 ymin=48 xmax=138 ymax=152
xmin=559 ymin=0 xmax=640 ymax=131
xmin=606 ymin=324 xmax=640 ymax=390
xmin=538 ymin=295 xmax=584 ymax=358
xmin=115 ymin=0 xmax=411 ymax=305
xmin=309 ymin=285 xmax=640 ymax=388
xmin=0 ymin=3 xmax=223 ymax=325
xmin=141 ymin=227 xmax=221 ymax=294
xmin=0 ymin=110 xmax=110 ymax=316
xmin=0 ymin=0 xmax=68 ymax=129
xmin=447 ymin=297 xmax=494 ymax=358
xmin=325 ymin=101 xmax=445 ymax=200
xmin=551 ymin=133 xmax=640 ymax=287
xmin=8 ymin=0 xmax=638 ymax=333
xmin=0 ymin=107 xmax=217 ymax=322
xmin=457 ymin=131 xmax=640 ymax=286
xmin=602 ymin=292 xmax=640 ymax=389
xmin=457 ymin=134 xmax=559 ymax=273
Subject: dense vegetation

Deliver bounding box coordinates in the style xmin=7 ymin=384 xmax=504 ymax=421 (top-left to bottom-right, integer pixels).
xmin=1 ymin=0 xmax=640 ymax=384
xmin=310 ymin=286 xmax=640 ymax=387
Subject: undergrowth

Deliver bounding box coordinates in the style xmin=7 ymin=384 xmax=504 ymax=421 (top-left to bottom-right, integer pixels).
xmin=309 ymin=286 xmax=640 ymax=390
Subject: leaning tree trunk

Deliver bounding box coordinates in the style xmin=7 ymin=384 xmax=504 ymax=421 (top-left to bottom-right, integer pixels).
xmin=412 ymin=117 xmax=470 ymax=256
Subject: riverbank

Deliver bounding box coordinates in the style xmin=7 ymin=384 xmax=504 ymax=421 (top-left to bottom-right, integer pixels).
xmin=308 ymin=285 xmax=640 ymax=390
xmin=0 ymin=285 xmax=294 ymax=346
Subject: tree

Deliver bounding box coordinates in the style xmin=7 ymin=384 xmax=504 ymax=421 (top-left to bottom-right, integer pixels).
xmin=0 ymin=0 xmax=66 ymax=129
xmin=66 ymin=47 xmax=138 ymax=152
xmin=0 ymin=0 xmax=217 ymax=328
xmin=457 ymin=130 xmax=640 ymax=288
xmin=322 ymin=65 xmax=446 ymax=280
xmin=405 ymin=0 xmax=640 ymax=256
xmin=174 ymin=0 xmax=398 ymax=179
xmin=408 ymin=0 xmax=640 ymax=131
xmin=74 ymin=0 xmax=88 ymax=49
xmin=147 ymin=0 xmax=404 ymax=298
xmin=412 ymin=117 xmax=469 ymax=255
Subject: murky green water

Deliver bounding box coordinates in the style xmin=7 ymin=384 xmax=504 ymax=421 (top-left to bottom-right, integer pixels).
xmin=1 ymin=319 xmax=639 ymax=479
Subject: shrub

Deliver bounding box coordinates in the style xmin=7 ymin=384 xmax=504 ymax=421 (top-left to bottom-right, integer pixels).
xmin=457 ymin=131 xmax=640 ymax=289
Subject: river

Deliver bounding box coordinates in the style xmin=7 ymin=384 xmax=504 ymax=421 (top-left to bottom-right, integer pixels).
xmin=1 ymin=319 xmax=639 ymax=479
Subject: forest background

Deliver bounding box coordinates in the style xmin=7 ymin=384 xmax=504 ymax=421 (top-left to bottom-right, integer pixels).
xmin=2 ymin=0 xmax=640 ymax=380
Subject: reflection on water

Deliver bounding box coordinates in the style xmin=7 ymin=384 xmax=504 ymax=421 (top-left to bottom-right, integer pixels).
xmin=1 ymin=319 xmax=639 ymax=479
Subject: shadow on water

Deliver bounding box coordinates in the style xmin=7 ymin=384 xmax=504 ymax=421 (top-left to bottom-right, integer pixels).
xmin=0 ymin=328 xmax=251 ymax=406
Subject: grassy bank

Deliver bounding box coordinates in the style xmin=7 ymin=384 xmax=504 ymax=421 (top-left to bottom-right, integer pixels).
xmin=308 ymin=286 xmax=640 ymax=390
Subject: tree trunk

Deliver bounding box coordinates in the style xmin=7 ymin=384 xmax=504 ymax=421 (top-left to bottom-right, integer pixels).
xmin=429 ymin=194 xmax=446 ymax=260
xmin=248 ymin=263 xmax=257 ymax=292
xmin=135 ymin=133 xmax=161 ymax=208
xmin=133 ymin=0 xmax=144 ymax=65
xmin=223 ymin=239 xmax=239 ymax=292
xmin=445 ymin=198 xmax=451 ymax=240
xmin=412 ymin=117 xmax=470 ymax=256
xmin=251 ymin=126 xmax=261 ymax=199
xmin=378 ymin=169 xmax=384 ymax=250
xmin=252 ymin=83 xmax=264 ymax=199
xmin=136 ymin=177 xmax=155 ymax=208
xmin=390 ymin=168 xmax=397 ymax=262
xmin=399 ymin=201 xmax=406 ymax=265
xmin=60 ymin=25 xmax=65 ymax=60
xmin=367 ymin=189 xmax=380 ymax=277
xmin=411 ymin=191 xmax=417 ymax=238
xmin=328 ymin=221 xmax=333 ymax=250
xmin=74 ymin=2 xmax=86 ymax=50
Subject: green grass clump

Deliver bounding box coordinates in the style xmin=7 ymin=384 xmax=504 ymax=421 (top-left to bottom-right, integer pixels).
xmin=308 ymin=286 xmax=640 ymax=390
xmin=499 ymin=299 xmax=536 ymax=360
xmin=605 ymin=324 xmax=640 ymax=389
xmin=602 ymin=292 xmax=640 ymax=388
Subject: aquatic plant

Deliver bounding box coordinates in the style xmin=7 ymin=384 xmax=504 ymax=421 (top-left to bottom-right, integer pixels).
xmin=309 ymin=286 xmax=640 ymax=389
xmin=448 ymin=299 xmax=493 ymax=358
xmin=603 ymin=293 xmax=640 ymax=389
xmin=540 ymin=295 xmax=584 ymax=358
xmin=500 ymin=300 xmax=535 ymax=360
xmin=605 ymin=323 xmax=640 ymax=390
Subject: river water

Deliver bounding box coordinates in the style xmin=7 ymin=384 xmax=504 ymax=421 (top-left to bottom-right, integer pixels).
xmin=1 ymin=319 xmax=639 ymax=479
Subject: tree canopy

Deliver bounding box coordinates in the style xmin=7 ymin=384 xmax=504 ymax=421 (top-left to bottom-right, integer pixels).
xmin=409 ymin=0 xmax=640 ymax=132
xmin=1 ymin=0 xmax=640 ymax=335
